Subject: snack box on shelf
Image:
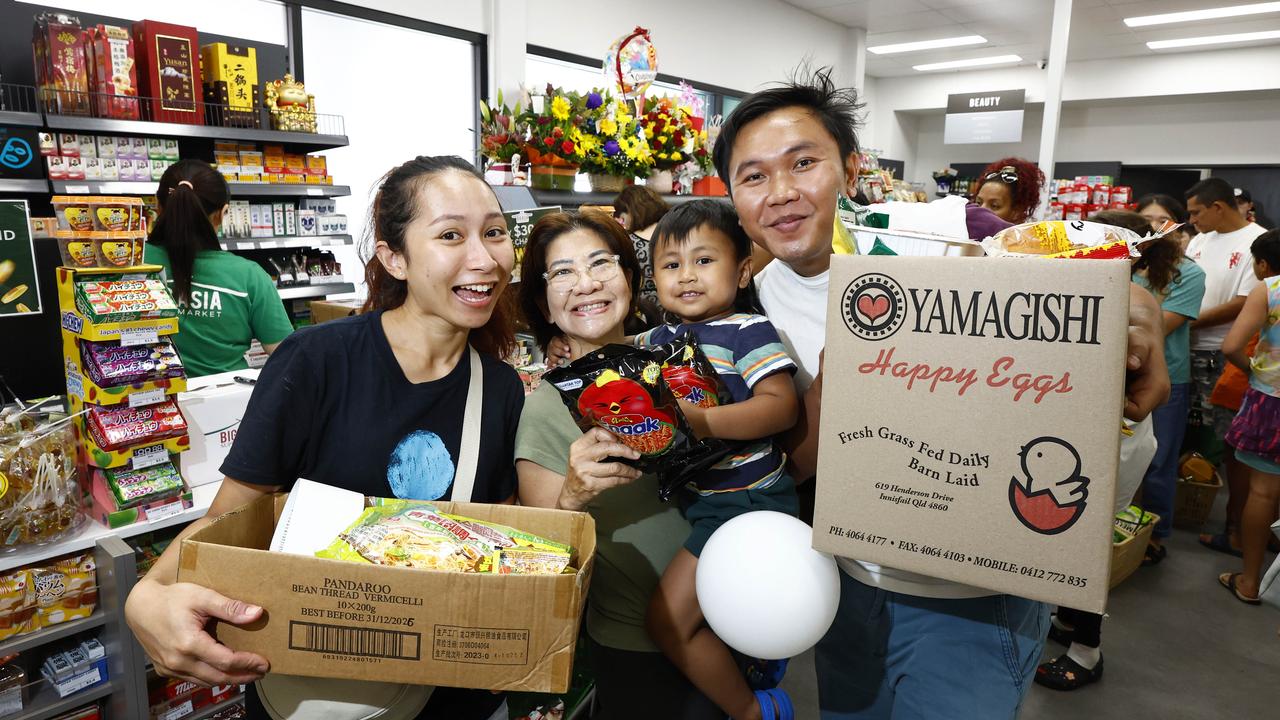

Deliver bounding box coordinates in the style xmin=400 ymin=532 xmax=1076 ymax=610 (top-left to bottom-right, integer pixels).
xmin=42 ymin=657 xmax=109 ymax=699
xmin=61 ymin=333 xmax=186 ymax=407
xmin=68 ymin=411 xmax=190 ymax=470
xmin=87 ymin=464 xmax=193 ymax=529
xmin=149 ymin=677 xmax=242 ymax=716
xmin=56 ymin=266 xmax=180 ymax=343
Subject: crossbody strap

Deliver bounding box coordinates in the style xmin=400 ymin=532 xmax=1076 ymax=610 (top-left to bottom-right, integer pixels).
xmin=451 ymin=346 xmax=483 ymax=502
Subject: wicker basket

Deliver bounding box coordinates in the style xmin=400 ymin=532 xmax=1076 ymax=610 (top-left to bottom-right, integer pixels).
xmin=1173 ymin=452 xmax=1223 ymax=531
xmin=1111 ymin=512 xmax=1159 ymax=589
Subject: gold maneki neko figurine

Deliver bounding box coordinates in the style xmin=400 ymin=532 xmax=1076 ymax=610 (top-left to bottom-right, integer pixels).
xmin=265 ymin=74 xmax=318 ymax=133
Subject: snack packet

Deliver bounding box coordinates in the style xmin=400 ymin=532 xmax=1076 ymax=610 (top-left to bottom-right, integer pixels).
xmin=654 ymin=332 xmax=729 ymax=409
xmin=84 ymin=400 xmax=187 ymax=450
xmin=318 ymin=503 xmax=500 ymax=573
xmin=981 ymin=220 xmax=1143 ymax=260
xmin=81 ymin=339 xmax=184 ymax=388
xmin=545 ymin=343 xmax=730 ymax=500
xmin=102 ymin=461 xmax=184 ymax=508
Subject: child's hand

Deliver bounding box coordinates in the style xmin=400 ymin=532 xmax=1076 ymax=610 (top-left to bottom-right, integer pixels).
xmin=547 ymin=335 xmax=572 ymax=367
xmin=678 ymin=399 xmax=712 ymax=439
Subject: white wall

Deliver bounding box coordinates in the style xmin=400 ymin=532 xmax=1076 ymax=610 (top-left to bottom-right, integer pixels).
xmin=907 ymin=91 xmax=1280 ymax=187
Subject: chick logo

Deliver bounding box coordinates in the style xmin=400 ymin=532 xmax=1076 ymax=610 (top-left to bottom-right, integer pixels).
xmin=1008 ymin=437 xmax=1089 ymax=535
xmin=841 ymin=273 xmax=906 ymax=341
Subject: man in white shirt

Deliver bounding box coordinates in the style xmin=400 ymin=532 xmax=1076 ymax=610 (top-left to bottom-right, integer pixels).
xmin=712 ymin=68 xmax=1169 ymax=719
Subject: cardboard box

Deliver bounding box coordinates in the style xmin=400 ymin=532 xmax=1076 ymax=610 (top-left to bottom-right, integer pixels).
xmin=200 ymin=43 xmax=258 ymax=113
xmin=177 ymin=495 xmax=595 ymax=692
xmin=132 ymin=20 xmax=204 ymax=124
xmin=178 ymin=369 xmax=257 ymax=487
xmin=85 ymin=24 xmax=140 ymax=120
xmin=812 ymin=255 xmax=1130 ymax=612
xmin=309 ymin=299 xmax=363 ymax=324
xmin=34 ymin=13 xmax=91 ymax=116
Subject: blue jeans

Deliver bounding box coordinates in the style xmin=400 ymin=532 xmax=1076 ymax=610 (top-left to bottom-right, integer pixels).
xmin=815 ymin=572 xmax=1048 ymax=720
xmin=1143 ymin=382 xmax=1191 ymax=539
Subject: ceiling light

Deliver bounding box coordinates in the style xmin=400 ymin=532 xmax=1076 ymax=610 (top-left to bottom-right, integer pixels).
xmin=868 ymin=35 xmax=986 ymax=55
xmin=1125 ymin=2 xmax=1280 ymax=27
xmin=1147 ymin=29 xmax=1280 ymax=48
xmin=912 ymin=55 xmax=1022 ymax=72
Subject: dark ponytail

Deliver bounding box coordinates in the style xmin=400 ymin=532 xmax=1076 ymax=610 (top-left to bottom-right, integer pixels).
xmin=151 ymin=159 xmax=229 ymax=305
xmin=1094 ymin=209 xmax=1185 ymax=297
xmin=362 ymin=155 xmax=516 ymax=359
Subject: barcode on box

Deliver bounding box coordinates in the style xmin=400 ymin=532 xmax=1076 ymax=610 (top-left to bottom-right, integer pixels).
xmin=289 ymin=621 xmax=421 ymax=660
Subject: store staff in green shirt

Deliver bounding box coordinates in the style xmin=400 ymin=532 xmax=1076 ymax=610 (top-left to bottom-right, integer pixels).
xmin=143 ymin=160 xmax=294 ymax=376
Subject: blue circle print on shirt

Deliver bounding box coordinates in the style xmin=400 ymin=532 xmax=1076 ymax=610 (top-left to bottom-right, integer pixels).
xmin=387 ymin=430 xmax=455 ymax=501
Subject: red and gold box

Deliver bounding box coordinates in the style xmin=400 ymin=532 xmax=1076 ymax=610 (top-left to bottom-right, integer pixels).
xmin=132 ymin=20 xmax=204 ymax=125
xmin=86 ymin=25 xmax=140 ymax=120
xmin=33 ymin=13 xmax=91 ymax=116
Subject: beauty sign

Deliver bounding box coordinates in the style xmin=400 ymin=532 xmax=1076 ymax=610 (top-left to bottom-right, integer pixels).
xmin=813 ymin=254 xmax=1129 ymax=611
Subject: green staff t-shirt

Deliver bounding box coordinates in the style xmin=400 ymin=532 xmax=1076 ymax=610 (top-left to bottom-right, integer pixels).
xmin=144 ymin=244 xmax=294 ymax=377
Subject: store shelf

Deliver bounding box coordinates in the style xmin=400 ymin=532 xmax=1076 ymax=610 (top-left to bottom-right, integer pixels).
xmin=50 ymin=180 xmax=159 ymax=195
xmin=528 ymin=188 xmax=712 ymax=207
xmin=0 ymin=179 xmax=51 ymax=193
xmin=222 ymin=234 xmax=353 ymax=251
xmin=187 ymin=693 xmax=246 ymax=720
xmin=0 ymin=482 xmax=220 ymax=574
xmin=227 ymin=183 xmax=350 ymax=198
xmin=0 ymin=612 xmax=107 ymax=658
xmin=43 ymin=114 xmax=349 ymax=150
xmin=0 ymin=110 xmax=42 ymax=127
xmin=276 ymin=283 xmax=355 ymax=300
xmin=9 ymin=679 xmax=114 ymax=720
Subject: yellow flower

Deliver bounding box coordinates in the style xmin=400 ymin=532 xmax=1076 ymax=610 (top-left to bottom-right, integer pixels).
xmin=551 ymin=96 xmax=570 ymax=121
xmin=658 ymin=152 xmax=668 ymax=160
xmin=599 ymin=118 xmax=618 ymax=136
xmin=644 ymin=127 xmax=654 ymax=139
xmin=671 ymin=152 xmax=683 ymax=161
xmin=657 ymin=135 xmax=668 ymax=145
xmin=659 ymin=113 xmax=670 ymax=122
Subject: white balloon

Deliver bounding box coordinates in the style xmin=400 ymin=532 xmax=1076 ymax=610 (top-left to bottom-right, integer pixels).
xmin=695 ymin=511 xmax=841 ymax=660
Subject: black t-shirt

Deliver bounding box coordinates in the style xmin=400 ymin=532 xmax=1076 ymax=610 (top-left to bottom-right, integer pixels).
xmin=222 ymin=309 xmax=522 ymax=502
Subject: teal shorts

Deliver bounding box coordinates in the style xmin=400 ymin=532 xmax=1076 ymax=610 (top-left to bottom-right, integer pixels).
xmin=1236 ymin=449 xmax=1280 ymax=474
xmin=681 ymin=476 xmax=800 ymax=557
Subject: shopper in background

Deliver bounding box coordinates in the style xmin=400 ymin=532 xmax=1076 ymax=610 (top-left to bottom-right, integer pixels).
xmin=1182 ymin=178 xmax=1266 ymax=514
xmin=1217 ymin=230 xmax=1280 ymax=605
xmin=973 ymin=157 xmax=1045 ymax=224
xmin=1235 ymin=188 xmax=1275 ymax=230
xmin=612 ymin=185 xmax=671 ymax=308
xmin=711 ymin=67 xmax=1168 ymax=720
xmin=144 ymin=160 xmax=294 ymax=377
xmin=514 ymin=211 xmax=726 ymax=719
xmin=126 ymin=156 xmax=525 ymax=720
xmin=1034 ymin=211 xmax=1163 ymax=692
xmin=1137 ymin=193 xmax=1193 ymax=250
xmin=1105 ymin=209 xmax=1206 ymax=564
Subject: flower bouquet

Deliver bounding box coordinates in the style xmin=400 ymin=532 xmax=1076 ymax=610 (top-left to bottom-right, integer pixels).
xmin=521 ymin=85 xmax=588 ymax=191
xmin=578 ymin=90 xmax=653 ymax=191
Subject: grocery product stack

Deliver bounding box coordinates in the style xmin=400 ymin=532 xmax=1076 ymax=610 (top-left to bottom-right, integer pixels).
xmin=222 ymin=198 xmax=348 ymax=240
xmin=54 ymin=195 xmax=194 ymax=530
xmin=214 ymin=142 xmax=335 ymax=186
xmin=1047 ymin=177 xmax=1135 ymax=221
xmin=42 ymin=133 xmax=180 ymax=183
xmin=148 ymin=676 xmax=244 ymax=719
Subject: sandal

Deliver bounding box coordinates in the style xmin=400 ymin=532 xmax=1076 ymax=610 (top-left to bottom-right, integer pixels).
xmin=1218 ymin=572 xmax=1262 ymax=605
xmin=1142 ymin=542 xmax=1167 ymax=566
xmin=1034 ymin=653 xmax=1103 ymax=691
xmin=745 ymin=657 xmax=788 ymax=690
xmin=1199 ymin=532 xmax=1244 ymax=558
xmin=752 ymin=689 xmax=794 ymax=720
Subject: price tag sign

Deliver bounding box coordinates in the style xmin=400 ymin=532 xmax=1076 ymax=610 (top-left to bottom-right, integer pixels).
xmin=161 ymin=699 xmax=194 ymax=720
xmin=64 ymin=184 xmax=91 ymax=194
xmin=504 ymin=206 xmax=561 ymax=280
xmin=307 ymin=187 xmax=323 ymax=196
xmin=131 ymin=444 xmax=169 ymax=470
xmin=147 ymin=500 xmax=185 ymax=523
xmin=128 ymin=388 xmax=166 ymax=408
xmin=119 ymin=326 xmax=160 ymax=347
xmin=60 ymin=667 xmax=101 ymax=695
xmin=259 ymin=240 xmax=280 ymax=249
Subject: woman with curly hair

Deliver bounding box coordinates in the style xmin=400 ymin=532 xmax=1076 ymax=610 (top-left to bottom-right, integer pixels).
xmin=974 ymin=157 xmax=1045 ymax=224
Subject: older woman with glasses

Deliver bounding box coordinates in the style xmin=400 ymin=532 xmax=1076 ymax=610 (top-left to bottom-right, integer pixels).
xmin=974 ymin=157 xmax=1046 ymax=224
xmin=513 ymin=210 xmax=726 ymax=719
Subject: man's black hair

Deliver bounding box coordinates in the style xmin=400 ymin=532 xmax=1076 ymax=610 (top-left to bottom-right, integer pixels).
xmin=651 ymin=199 xmax=763 ymax=314
xmin=712 ymin=66 xmax=863 ymax=192
xmin=1252 ymin=229 xmax=1280 ymax=272
xmin=1184 ymin=177 xmax=1239 ymax=211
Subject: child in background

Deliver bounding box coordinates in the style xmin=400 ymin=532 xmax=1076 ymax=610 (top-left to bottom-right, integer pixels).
xmin=1218 ymin=229 xmax=1280 ymax=604
xmin=640 ymin=200 xmax=801 ymax=720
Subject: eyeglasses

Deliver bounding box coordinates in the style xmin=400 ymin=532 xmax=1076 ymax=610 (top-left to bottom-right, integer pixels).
xmin=984 ymin=165 xmax=1019 ymax=184
xmin=543 ymin=254 xmax=622 ymax=292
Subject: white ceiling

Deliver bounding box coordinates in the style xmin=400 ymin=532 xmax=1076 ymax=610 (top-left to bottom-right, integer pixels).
xmin=782 ymin=0 xmax=1280 ymax=77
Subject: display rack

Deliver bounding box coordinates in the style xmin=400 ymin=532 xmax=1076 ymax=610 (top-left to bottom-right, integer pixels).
xmin=221 ymin=233 xmax=352 ymax=251
xmin=277 ymin=282 xmax=356 ymax=300
xmin=227 ymin=183 xmax=351 ymax=198
xmin=0 ymin=179 xmax=52 ymax=193
xmin=528 ymin=188 xmax=709 ymax=207
xmin=43 ymin=113 xmax=348 ymax=151
xmin=49 ymin=181 xmax=353 ymax=199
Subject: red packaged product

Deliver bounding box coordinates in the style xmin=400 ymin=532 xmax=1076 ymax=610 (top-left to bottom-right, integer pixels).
xmin=1045 ymin=202 xmax=1065 ymax=221
xmin=85 ymin=400 xmax=187 ymax=451
xmin=1064 ymin=204 xmax=1084 ymax=222
xmin=132 ymin=20 xmax=204 ymax=125
xmin=86 ymin=25 xmax=140 ymax=119
xmin=1111 ymin=185 xmax=1133 ymax=204
xmin=1091 ymin=184 xmax=1112 ymax=205
xmin=33 ymin=13 xmax=90 ymax=116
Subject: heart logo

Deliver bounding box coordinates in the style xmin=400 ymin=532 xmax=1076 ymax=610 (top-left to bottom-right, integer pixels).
xmin=857 ymin=293 xmax=890 ymax=323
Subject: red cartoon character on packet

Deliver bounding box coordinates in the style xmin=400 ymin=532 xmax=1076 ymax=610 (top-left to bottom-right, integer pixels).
xmin=577 ymin=370 xmax=677 ymax=456
xmin=655 ymin=333 xmax=726 ymax=409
